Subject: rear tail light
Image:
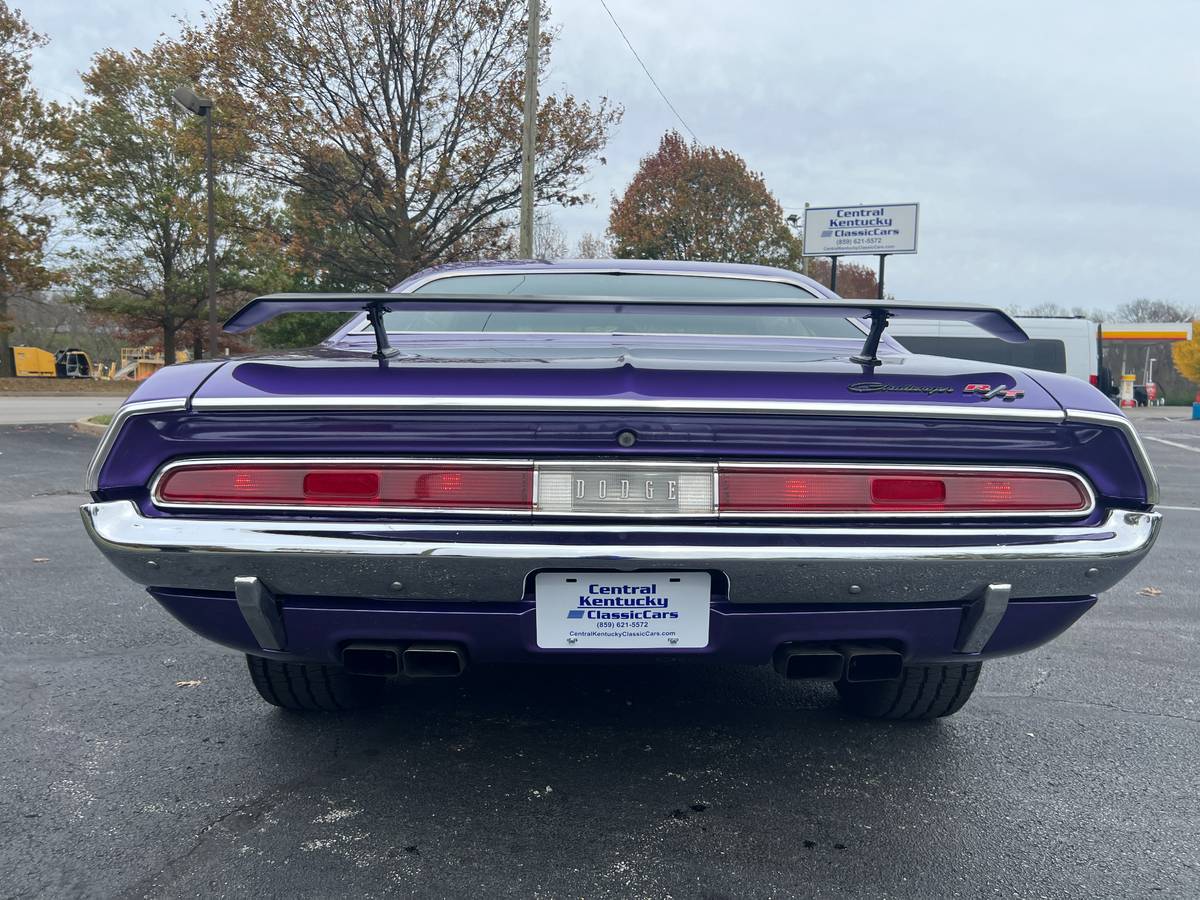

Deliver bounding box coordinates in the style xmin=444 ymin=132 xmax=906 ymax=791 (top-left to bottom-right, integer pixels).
xmin=719 ymin=466 xmax=1091 ymax=515
xmin=153 ymin=460 xmax=1093 ymax=517
xmin=155 ymin=462 xmax=533 ymax=511
xmin=1089 ymin=374 xmax=1099 ymax=386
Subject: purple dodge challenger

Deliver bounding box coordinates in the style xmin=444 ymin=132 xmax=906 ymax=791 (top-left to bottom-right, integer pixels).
xmin=82 ymin=260 xmax=1160 ymax=719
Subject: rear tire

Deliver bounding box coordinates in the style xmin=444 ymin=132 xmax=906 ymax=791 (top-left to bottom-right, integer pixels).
xmin=246 ymin=655 xmax=385 ymax=711
xmin=836 ymin=662 xmax=982 ymax=720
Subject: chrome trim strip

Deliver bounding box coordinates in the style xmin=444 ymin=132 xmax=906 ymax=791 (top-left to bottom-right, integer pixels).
xmin=1063 ymin=408 xmax=1160 ymax=505
xmin=534 ymin=460 xmax=717 ymax=469
xmin=85 ymin=499 xmax=1156 ymax=539
xmin=188 ymin=395 xmax=1068 ymax=422
xmin=81 ymin=500 xmax=1161 ymax=605
xmin=148 ymin=457 xmax=1096 ymax=520
xmin=399 ymin=266 xmax=828 ymax=295
xmin=85 ymin=399 xmax=188 ymax=494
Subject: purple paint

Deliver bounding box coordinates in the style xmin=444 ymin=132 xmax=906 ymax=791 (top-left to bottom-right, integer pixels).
xmin=93 ymin=410 xmax=1150 ymax=510
xmin=123 ymin=358 xmax=224 ymax=404
xmin=191 ymin=354 xmax=1061 ymax=411
xmin=149 ymin=588 xmax=1095 ymax=666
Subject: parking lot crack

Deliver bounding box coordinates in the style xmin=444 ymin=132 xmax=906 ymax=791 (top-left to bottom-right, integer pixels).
xmin=114 ymin=789 xmax=293 ymax=898
xmin=987 ymin=691 xmax=1199 ymax=724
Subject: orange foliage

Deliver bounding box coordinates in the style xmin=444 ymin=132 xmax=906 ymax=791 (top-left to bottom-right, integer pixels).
xmin=608 ymin=131 xmax=799 ymax=267
xmin=1171 ymin=322 xmax=1200 ymax=386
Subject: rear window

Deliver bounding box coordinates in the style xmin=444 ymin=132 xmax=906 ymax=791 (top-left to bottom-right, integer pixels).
xmin=897 ymin=335 xmax=1068 ymax=373
xmin=373 ymin=272 xmax=862 ymax=338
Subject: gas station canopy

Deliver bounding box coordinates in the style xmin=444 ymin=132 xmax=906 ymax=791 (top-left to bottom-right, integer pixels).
xmin=1101 ymin=322 xmax=1193 ymax=342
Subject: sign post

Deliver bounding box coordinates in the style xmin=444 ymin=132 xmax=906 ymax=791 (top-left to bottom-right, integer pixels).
xmin=802 ymin=203 xmax=919 ymax=297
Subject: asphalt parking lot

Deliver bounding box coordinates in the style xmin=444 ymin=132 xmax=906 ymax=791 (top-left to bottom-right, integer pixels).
xmin=1 ymin=413 xmax=1196 ymax=898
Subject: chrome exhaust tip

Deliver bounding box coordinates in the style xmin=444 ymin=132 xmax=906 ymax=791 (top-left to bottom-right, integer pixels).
xmin=838 ymin=645 xmax=904 ymax=683
xmin=773 ymin=644 xmax=846 ymax=681
xmin=401 ymin=643 xmax=467 ymax=678
xmin=342 ymin=644 xmax=403 ymax=677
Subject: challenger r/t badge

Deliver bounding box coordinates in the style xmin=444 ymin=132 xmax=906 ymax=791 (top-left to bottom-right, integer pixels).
xmin=964 ymin=383 xmax=1025 ymax=402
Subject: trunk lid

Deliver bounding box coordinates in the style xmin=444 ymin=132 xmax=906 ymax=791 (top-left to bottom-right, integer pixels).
xmin=190 ymin=338 xmax=1064 ymax=415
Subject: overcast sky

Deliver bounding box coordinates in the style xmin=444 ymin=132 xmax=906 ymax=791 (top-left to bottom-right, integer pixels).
xmin=24 ymin=1 xmax=1200 ymax=310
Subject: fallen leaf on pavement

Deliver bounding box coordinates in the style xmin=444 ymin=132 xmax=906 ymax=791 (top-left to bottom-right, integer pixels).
xmin=1137 ymin=586 xmax=1163 ymax=597
xmin=175 ymin=680 xmax=203 ymax=687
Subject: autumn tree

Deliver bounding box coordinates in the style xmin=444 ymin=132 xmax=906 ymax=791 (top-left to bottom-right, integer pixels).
xmin=803 ymin=258 xmax=879 ymax=300
xmin=190 ymin=0 xmax=620 ymax=289
xmin=54 ymin=43 xmax=284 ymax=363
xmin=0 ymin=3 xmax=59 ymax=376
xmin=1171 ymin=324 xmax=1200 ymax=386
xmin=575 ymin=231 xmax=613 ymax=259
xmin=608 ymin=131 xmax=799 ymax=267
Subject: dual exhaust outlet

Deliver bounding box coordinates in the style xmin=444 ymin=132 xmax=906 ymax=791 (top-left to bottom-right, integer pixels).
xmin=343 ymin=641 xmax=902 ymax=682
xmin=773 ymin=643 xmax=904 ymax=683
xmin=343 ymin=643 xmax=467 ymax=678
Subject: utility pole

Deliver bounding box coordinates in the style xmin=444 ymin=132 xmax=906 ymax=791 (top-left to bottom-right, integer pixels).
xmin=172 ymin=85 xmax=218 ymax=360
xmin=204 ymin=107 xmax=217 ymax=358
xmin=519 ymin=0 xmax=540 ymax=258
xmin=801 ymin=202 xmax=809 ymax=277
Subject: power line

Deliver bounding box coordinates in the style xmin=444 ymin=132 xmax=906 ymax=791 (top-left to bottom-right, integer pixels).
xmin=598 ymin=0 xmax=699 ymax=143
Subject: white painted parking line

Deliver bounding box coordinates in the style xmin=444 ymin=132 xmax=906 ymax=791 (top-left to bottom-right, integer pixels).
xmin=1158 ymin=505 xmax=1200 ymax=512
xmin=1143 ymin=435 xmax=1200 ymax=453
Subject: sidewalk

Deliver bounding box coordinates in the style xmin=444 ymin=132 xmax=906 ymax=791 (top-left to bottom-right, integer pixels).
xmin=1121 ymin=405 xmax=1196 ymax=422
xmin=0 ymin=395 xmax=124 ymax=425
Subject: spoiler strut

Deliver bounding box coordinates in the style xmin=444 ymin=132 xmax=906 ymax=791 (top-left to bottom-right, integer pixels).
xmin=364 ymin=301 xmax=397 ymax=360
xmin=223 ymin=292 xmax=1028 ymax=366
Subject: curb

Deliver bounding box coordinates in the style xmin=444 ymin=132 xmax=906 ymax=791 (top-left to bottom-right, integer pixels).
xmin=73 ymin=416 xmax=110 ymax=437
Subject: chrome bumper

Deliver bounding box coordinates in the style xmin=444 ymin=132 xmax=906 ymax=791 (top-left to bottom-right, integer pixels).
xmin=81 ymin=501 xmax=1160 ymax=606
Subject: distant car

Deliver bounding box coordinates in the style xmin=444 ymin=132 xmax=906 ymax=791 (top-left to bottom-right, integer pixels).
xmin=1132 ymin=383 xmax=1163 ymax=406
xmin=82 ymin=260 xmax=1160 ymax=720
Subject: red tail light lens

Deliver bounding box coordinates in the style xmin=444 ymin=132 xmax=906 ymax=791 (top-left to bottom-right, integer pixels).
xmin=719 ymin=467 xmax=1090 ymax=514
xmin=154 ymin=460 xmax=1092 ymax=518
xmin=156 ymin=463 xmax=533 ymax=511
xmin=870 ymin=477 xmax=947 ymax=504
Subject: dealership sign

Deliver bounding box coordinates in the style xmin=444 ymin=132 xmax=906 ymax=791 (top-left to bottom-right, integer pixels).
xmin=802 ymin=203 xmax=919 ymax=257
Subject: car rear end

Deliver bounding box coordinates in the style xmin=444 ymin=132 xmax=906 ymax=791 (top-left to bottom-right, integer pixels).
xmin=82 ymin=332 xmax=1160 ymax=719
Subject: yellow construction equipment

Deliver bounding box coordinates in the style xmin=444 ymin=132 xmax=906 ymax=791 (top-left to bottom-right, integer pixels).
xmin=10 ymin=346 xmax=93 ymax=378
xmin=8 ymin=345 xmax=189 ymax=380
xmin=12 ymin=346 xmax=57 ymax=377
xmin=112 ymin=346 xmax=190 ymax=380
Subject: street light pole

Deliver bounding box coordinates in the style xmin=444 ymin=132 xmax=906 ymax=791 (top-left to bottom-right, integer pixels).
xmin=519 ymin=0 xmax=540 ymax=257
xmin=172 ymin=86 xmax=218 ymax=359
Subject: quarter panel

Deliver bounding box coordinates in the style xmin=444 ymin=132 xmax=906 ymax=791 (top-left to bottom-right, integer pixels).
xmin=122 ymin=359 xmax=226 ymax=404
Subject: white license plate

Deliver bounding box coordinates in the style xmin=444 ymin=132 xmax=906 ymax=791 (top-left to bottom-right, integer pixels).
xmin=534 ymin=572 xmax=711 ymax=649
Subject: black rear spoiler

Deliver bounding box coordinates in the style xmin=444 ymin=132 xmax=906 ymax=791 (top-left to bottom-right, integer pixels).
xmin=224 ymin=292 xmax=1028 ymax=365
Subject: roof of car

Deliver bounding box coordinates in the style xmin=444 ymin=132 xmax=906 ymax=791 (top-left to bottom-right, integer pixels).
xmin=392 ymin=258 xmax=835 ymax=295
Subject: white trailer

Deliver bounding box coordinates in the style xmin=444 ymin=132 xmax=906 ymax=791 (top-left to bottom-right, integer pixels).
xmin=888 ymin=313 xmax=1102 ymax=388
